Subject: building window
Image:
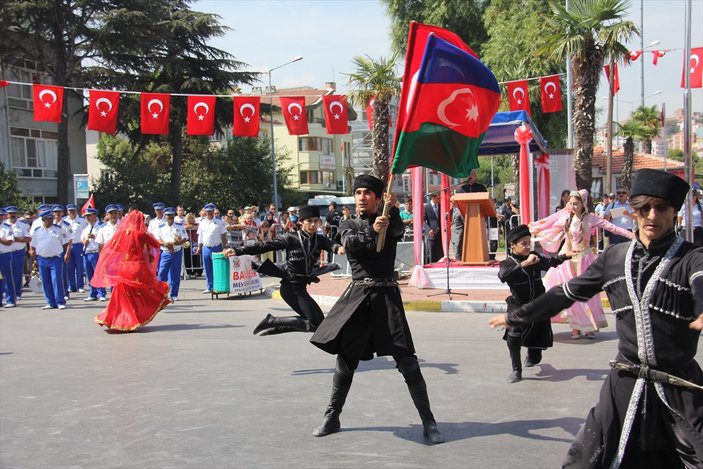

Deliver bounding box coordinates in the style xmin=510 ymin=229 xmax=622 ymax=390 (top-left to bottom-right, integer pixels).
xmin=6 ymin=65 xmax=37 ymax=110
xmin=10 ymin=127 xmax=58 ymax=178
xmin=320 ymin=138 xmax=333 ymax=154
xmin=300 ymin=170 xmax=335 ymax=186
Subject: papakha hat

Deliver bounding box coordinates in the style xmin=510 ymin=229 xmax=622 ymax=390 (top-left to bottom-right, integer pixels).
xmin=506 ymin=224 xmax=531 ymax=246
xmin=352 ymin=174 xmax=384 ymax=198
xmin=630 ymin=169 xmax=689 ymax=211
xmin=298 ymin=205 xmax=320 ymax=221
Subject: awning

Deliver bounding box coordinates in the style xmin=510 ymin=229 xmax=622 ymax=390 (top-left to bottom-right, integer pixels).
xmin=479 ymin=110 xmax=548 ymax=155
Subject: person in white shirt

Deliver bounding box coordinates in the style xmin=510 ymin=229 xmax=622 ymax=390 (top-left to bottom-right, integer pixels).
xmin=95 ymin=205 xmax=121 ymax=250
xmin=156 ymin=207 xmax=188 ymax=301
xmin=5 ymin=206 xmax=31 ymax=301
xmin=195 ymin=203 xmax=227 ymax=293
xmin=0 ymin=208 xmax=17 ymax=307
xmin=30 ymin=204 xmax=51 ymax=235
xmin=148 ymin=202 xmax=165 ymax=234
xmin=677 ymin=189 xmax=703 ymax=246
xmin=52 ymin=204 xmax=73 ymax=299
xmin=64 ymin=204 xmax=88 ymax=293
xmin=29 ymin=210 xmax=70 ymax=309
xmin=174 ymin=205 xmax=186 ymax=225
xmin=604 ymin=187 xmax=636 ymax=245
xmin=81 ymin=208 xmax=106 ymax=301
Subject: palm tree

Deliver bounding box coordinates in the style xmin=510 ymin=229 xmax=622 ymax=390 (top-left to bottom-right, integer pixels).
xmin=616 ymin=120 xmax=646 ymax=188
xmin=631 ymin=105 xmax=661 ymax=154
xmin=540 ymin=0 xmax=639 ymax=191
xmin=346 ymin=55 xmax=401 ymax=185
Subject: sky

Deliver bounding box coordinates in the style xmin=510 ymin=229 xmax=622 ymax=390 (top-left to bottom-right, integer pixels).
xmin=197 ymin=0 xmax=702 ymax=124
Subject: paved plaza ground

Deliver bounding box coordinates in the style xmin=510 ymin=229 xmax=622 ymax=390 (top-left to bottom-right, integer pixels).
xmin=1 ymin=278 xmax=701 ymax=468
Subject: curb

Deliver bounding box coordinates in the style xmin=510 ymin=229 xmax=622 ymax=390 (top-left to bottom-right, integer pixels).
xmin=265 ymin=287 xmax=508 ymax=313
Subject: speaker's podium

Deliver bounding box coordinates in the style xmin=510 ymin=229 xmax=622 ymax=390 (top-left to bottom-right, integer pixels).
xmin=452 ymin=193 xmax=497 ymax=264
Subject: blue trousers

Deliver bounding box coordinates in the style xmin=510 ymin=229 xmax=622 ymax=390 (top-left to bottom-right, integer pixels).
xmin=158 ymin=249 xmax=183 ymax=297
xmin=11 ymin=249 xmax=25 ymax=298
xmin=201 ymin=244 xmax=222 ymax=291
xmin=67 ymin=243 xmax=85 ymax=291
xmin=83 ymin=252 xmax=106 ymax=299
xmin=0 ymin=252 xmax=16 ymax=305
xmin=38 ymin=255 xmax=65 ymax=307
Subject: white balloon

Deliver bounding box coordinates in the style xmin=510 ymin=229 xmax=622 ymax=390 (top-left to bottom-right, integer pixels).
xmin=38 ymin=89 xmax=57 ymax=103
xmin=95 ymin=97 xmax=113 ymax=112
xmin=437 ymin=88 xmax=474 ymax=128
xmin=147 ymin=98 xmax=164 ymax=114
xmin=287 ymin=102 xmax=303 ymax=115
xmin=240 ymin=103 xmax=256 ymax=117
xmin=193 ymin=102 xmax=209 ymax=116
xmin=329 ymin=101 xmax=344 ymax=114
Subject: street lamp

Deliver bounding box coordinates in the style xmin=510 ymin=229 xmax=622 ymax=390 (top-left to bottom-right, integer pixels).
xmin=267 ymin=55 xmax=303 ymax=209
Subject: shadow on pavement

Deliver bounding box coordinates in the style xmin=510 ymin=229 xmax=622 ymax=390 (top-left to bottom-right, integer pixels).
xmin=292 ymin=356 xmax=459 ymax=376
xmin=136 ymin=323 xmax=244 ymax=333
xmin=553 ymin=330 xmax=618 ymax=344
xmin=532 ymin=363 xmax=607 ymax=382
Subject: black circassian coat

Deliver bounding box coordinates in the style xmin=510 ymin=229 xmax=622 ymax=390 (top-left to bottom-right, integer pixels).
xmin=505 ymin=230 xmax=703 ymax=468
xmin=498 ymin=251 xmax=569 ymax=349
xmin=237 ymin=231 xmax=340 ymax=282
xmin=311 ymin=206 xmax=414 ymax=360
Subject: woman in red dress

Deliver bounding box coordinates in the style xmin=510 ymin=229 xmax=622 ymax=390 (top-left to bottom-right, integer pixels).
xmin=92 ymin=209 xmax=170 ymax=331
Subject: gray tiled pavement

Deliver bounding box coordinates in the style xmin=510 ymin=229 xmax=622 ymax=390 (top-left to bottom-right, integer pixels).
xmin=1 ymin=279 xmax=701 ymax=468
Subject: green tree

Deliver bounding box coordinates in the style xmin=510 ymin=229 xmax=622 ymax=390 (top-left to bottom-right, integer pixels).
xmin=481 ymin=0 xmax=569 ymax=148
xmin=540 ymin=0 xmax=639 ymax=191
xmin=630 ymin=105 xmax=661 ymax=154
xmin=382 ymin=0 xmax=488 ymax=56
xmin=0 ymin=163 xmax=28 ymax=207
xmin=616 ymin=120 xmax=646 ymax=188
xmin=346 ymin=55 xmax=401 ymax=184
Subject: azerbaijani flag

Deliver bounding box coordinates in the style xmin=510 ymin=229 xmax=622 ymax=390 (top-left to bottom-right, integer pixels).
xmin=391 ymin=34 xmax=500 ymax=178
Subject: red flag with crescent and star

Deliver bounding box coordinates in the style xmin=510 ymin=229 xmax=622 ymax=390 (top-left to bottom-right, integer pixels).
xmin=681 ymin=47 xmax=703 ymax=88
xmin=33 ymin=84 xmax=64 ymax=122
xmin=506 ymin=80 xmax=530 ymax=116
xmin=140 ymin=92 xmax=170 ymax=134
xmin=88 ymin=90 xmax=120 ymax=134
xmin=539 ymin=75 xmax=562 ymax=113
xmin=233 ymin=96 xmax=260 ymax=137
xmin=186 ymin=95 xmax=216 ymax=136
xmin=393 ymin=21 xmax=478 ymax=154
xmin=279 ymin=96 xmax=308 ymax=135
xmin=322 ymin=95 xmax=349 ymax=134
xmin=81 ymin=194 xmax=95 ymax=215
xmin=652 ymin=50 xmax=666 ymax=65
xmin=603 ymin=64 xmax=620 ymax=95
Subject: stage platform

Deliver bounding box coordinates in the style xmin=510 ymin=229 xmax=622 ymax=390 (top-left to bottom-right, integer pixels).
xmin=410 ymin=261 xmax=507 ymax=290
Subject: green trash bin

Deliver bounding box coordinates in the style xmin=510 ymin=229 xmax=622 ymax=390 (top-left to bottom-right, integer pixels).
xmin=212 ymin=252 xmax=230 ymax=293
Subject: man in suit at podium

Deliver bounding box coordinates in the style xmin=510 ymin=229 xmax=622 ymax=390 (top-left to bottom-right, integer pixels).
xmin=454 ymin=169 xmax=488 ymax=260
xmin=423 ymin=193 xmax=443 ymax=263
xmin=458 ymin=169 xmax=487 ymax=194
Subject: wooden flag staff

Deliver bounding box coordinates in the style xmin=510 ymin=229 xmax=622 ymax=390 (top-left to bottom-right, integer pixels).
xmin=375 ymin=173 xmax=396 ymax=252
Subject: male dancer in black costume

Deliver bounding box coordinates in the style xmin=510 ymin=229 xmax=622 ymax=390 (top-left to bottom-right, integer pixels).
xmin=228 ymin=205 xmax=344 ymax=335
xmin=490 ymin=169 xmax=703 ymax=467
xmin=310 ymin=174 xmax=444 ymax=445
xmin=498 ymin=224 xmax=571 ymax=383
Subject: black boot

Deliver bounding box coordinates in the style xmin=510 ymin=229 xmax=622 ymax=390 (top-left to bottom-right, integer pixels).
xmin=258 ymin=326 xmax=303 ymax=336
xmin=507 ymin=334 xmax=522 ymax=383
xmin=524 ymin=348 xmax=542 ymax=367
xmin=313 ymin=356 xmax=354 ymax=437
xmin=398 ymin=357 xmax=444 ymax=445
xmin=253 ymin=314 xmax=275 ymax=335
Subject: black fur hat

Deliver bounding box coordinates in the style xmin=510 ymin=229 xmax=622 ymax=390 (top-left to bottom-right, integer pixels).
xmin=630 ymin=169 xmax=689 ymax=210
xmin=352 ymin=174 xmax=384 ymax=198
xmin=506 ymin=224 xmax=531 ymax=245
xmin=298 ymin=205 xmax=320 ymax=221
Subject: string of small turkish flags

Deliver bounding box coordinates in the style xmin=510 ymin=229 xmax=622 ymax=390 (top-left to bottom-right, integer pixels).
xmin=1 ymin=80 xmax=349 ymax=137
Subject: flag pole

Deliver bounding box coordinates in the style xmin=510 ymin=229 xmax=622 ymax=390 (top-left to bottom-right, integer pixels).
xmin=375 ymin=173 xmax=396 ymax=252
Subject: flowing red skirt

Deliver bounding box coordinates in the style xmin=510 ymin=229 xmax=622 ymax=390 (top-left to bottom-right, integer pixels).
xmin=95 ymin=281 xmax=170 ymax=332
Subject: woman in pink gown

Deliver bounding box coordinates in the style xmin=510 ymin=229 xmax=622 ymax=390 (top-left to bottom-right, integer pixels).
xmin=92 ymin=210 xmax=170 ymax=332
xmin=530 ymin=190 xmax=634 ymax=338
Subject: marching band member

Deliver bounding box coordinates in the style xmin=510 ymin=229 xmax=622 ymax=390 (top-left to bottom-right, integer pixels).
xmin=30 ymin=209 xmax=70 ymax=310
xmin=155 ymin=207 xmax=188 ymax=301
xmin=5 ymin=206 xmax=31 ymax=301
xmin=52 ymin=205 xmax=72 ymax=300
xmin=0 ymin=208 xmax=16 ymax=308
xmin=95 ymin=205 xmax=121 ymax=252
xmin=148 ymin=202 xmax=165 ymax=235
xmin=195 ymin=203 xmax=227 ymax=294
xmin=30 ymin=204 xmax=50 ymax=235
xmin=81 ymin=208 xmax=106 ymax=302
xmin=65 ymin=204 xmax=88 ymax=293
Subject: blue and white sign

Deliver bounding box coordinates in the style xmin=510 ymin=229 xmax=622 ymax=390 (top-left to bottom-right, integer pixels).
xmin=74 ymin=174 xmax=90 ymax=201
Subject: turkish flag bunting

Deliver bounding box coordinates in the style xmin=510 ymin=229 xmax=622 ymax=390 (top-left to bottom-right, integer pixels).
xmin=141 ymin=92 xmax=171 ymax=134
xmin=186 ymin=95 xmax=216 ymax=136
xmin=322 ymin=95 xmax=349 ymax=134
xmin=539 ymin=75 xmax=562 ymax=113
xmin=33 ymin=84 xmax=64 ymax=122
xmin=0 ymin=80 xmax=8 ymax=87
xmin=652 ymin=50 xmax=666 ymax=65
xmin=506 ymin=80 xmax=530 ymax=115
xmin=279 ymin=96 xmax=309 ymax=135
xmin=603 ymin=64 xmax=620 ymax=95
xmin=629 ymin=50 xmax=642 ymax=61
xmin=365 ymin=96 xmax=375 ymax=130
xmin=233 ymin=96 xmax=260 ymax=137
xmin=87 ymin=90 xmax=120 ymax=134
xmin=681 ymin=47 xmax=703 ymax=89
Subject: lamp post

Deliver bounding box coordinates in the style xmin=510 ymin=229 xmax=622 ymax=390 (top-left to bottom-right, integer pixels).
xmin=267 ymin=55 xmax=303 ymax=209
